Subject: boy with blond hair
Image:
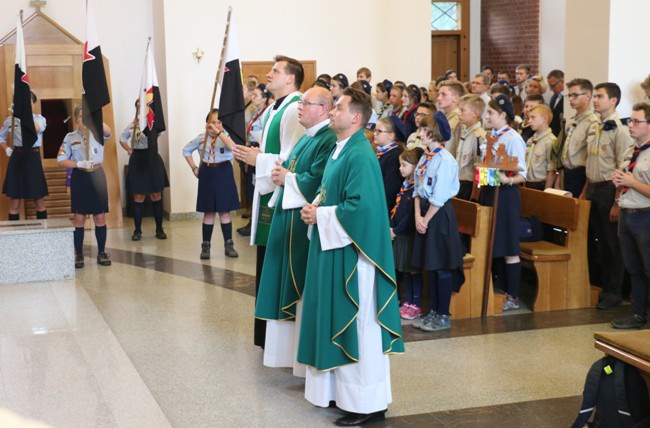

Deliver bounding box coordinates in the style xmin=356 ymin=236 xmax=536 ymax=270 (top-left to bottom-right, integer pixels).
xmin=525 ymin=104 xmax=557 ymax=190
xmin=437 ymin=80 xmax=466 ymax=155
xmin=454 ymin=94 xmax=486 ymax=200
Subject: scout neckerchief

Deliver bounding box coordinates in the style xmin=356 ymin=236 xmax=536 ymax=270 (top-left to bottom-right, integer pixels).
xmin=208 ymin=134 xmax=217 ymax=163
xmin=376 ymin=142 xmax=399 ymax=159
xmin=526 ymin=128 xmax=553 ymax=170
xmin=418 ymin=145 xmax=444 ymax=183
xmin=446 ymin=109 xmax=459 ymax=124
xmin=390 ymin=178 xmax=414 ymax=220
xmin=591 ymin=112 xmax=619 ymax=155
xmin=246 ymin=108 xmax=265 ymax=139
xmin=621 ymin=140 xmax=650 ymax=194
xmin=563 ymin=110 xmax=594 ymax=159
xmin=403 ymin=104 xmax=418 ymax=123
xmin=461 ymin=122 xmax=481 ymax=141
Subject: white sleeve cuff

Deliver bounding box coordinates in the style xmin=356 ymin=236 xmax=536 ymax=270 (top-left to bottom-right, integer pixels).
xmin=255 ymin=153 xmax=279 ymax=195
xmin=282 ymin=173 xmax=308 ymax=209
xmin=316 ymin=206 xmax=351 ymax=251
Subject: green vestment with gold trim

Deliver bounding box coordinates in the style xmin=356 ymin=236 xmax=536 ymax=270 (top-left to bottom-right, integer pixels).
xmin=254 ymin=124 xmax=338 ymax=321
xmin=296 ymin=129 xmax=404 ymax=371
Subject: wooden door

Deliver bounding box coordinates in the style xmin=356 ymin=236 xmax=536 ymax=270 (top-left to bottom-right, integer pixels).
xmin=431 ymin=35 xmax=460 ymax=81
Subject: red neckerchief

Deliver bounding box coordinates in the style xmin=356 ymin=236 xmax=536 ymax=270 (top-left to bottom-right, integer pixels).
xmin=622 ymin=140 xmax=650 ymax=194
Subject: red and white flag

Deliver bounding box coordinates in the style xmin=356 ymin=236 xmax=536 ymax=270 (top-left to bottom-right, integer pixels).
xmin=82 ymin=0 xmax=110 ymax=143
xmin=13 ymin=13 xmax=37 ymax=148
xmin=138 ymin=41 xmax=165 ymax=151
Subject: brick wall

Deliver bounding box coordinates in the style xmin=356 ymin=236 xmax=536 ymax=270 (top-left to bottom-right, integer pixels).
xmin=481 ymin=0 xmax=540 ymax=81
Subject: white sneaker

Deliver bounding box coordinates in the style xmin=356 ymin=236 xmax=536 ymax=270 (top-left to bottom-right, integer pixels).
xmin=502 ymin=298 xmax=520 ymax=311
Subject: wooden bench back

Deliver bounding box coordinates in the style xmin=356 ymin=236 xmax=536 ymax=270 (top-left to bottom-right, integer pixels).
xmin=451 ymin=198 xmax=481 ymax=238
xmin=519 ymin=187 xmax=580 ymax=231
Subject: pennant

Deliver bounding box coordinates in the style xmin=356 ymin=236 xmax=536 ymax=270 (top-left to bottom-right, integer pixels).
xmin=217 ymin=12 xmax=246 ymax=145
xmin=13 ymin=14 xmax=37 ymax=149
xmin=82 ymin=0 xmax=110 ymax=143
xmin=138 ymin=40 xmax=166 ymax=152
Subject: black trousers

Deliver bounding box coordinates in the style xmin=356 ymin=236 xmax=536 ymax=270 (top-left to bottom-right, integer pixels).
xmin=254 ymin=245 xmax=267 ymax=348
xmin=587 ymin=182 xmax=624 ymax=296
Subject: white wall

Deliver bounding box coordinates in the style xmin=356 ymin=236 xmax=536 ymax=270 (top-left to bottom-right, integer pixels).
xmin=469 ymin=0 xmax=481 ymax=76
xmin=607 ymin=2 xmax=650 ymax=116
xmin=539 ymin=0 xmax=565 ymax=76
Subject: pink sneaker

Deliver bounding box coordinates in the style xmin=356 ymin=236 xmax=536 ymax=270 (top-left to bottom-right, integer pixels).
xmin=400 ymin=303 xmax=412 ymax=319
xmin=403 ymin=304 xmax=422 ymax=320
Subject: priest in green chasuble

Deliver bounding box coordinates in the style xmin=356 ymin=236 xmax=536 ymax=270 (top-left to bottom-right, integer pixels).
xmin=298 ymin=88 xmax=404 ymax=427
xmin=254 ymin=87 xmax=337 ymax=376
xmin=234 ymin=56 xmax=305 ymax=348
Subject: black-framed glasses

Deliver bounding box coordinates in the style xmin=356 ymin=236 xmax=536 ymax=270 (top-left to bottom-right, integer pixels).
xmin=628 ymin=119 xmax=649 ymax=126
xmin=298 ymin=100 xmax=324 ymax=107
xmin=567 ymin=92 xmax=588 ymax=99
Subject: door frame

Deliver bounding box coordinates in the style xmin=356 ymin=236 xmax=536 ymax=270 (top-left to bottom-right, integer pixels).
xmin=431 ymin=0 xmax=470 ymax=81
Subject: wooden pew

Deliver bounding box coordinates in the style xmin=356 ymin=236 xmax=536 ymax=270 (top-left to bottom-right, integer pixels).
xmin=594 ymin=331 xmax=650 ymax=391
xmin=519 ymin=187 xmax=591 ymax=311
xmin=449 ymin=198 xmax=503 ymax=318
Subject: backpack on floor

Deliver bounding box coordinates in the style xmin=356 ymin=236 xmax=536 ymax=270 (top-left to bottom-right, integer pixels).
xmin=572 ymin=356 xmax=650 ymax=428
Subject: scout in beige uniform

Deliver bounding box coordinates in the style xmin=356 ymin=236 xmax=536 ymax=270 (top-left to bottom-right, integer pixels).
xmin=436 ymin=80 xmax=465 ymax=156
xmin=586 ymin=83 xmax=633 ymax=309
xmin=560 ymin=78 xmax=599 ymax=197
xmin=525 ymin=104 xmax=557 ymax=190
xmin=455 ymin=94 xmax=486 ymax=200
xmin=611 ymin=102 xmax=650 ymax=329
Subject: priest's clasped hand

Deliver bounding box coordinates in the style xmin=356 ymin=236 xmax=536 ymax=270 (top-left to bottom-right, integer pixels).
xmin=233 ymin=145 xmax=260 ymax=166
xmin=301 ymin=203 xmax=318 ymax=225
xmin=271 ymin=160 xmax=288 ymax=185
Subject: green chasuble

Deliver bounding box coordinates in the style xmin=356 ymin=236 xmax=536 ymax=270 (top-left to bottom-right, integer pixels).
xmin=254 ymin=124 xmax=338 ymax=321
xmin=297 ymin=129 xmax=405 ymax=371
xmin=255 ymin=95 xmax=301 ymax=246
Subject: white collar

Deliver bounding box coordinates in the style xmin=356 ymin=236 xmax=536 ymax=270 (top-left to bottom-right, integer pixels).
xmin=306 ymin=119 xmax=330 ymax=137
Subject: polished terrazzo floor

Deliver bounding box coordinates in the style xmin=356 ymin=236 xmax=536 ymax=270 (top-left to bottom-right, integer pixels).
xmin=0 ymin=216 xmax=638 ymax=427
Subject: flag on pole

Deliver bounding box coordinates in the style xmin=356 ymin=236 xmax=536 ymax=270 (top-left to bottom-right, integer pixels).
xmin=218 ymin=13 xmax=246 ymax=145
xmin=13 ymin=13 xmax=37 ymax=149
xmin=138 ymin=41 xmax=165 ymax=151
xmin=82 ymin=0 xmax=110 ymax=143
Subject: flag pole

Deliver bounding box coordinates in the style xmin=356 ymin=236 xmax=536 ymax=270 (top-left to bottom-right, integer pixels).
xmin=8 ymin=10 xmax=24 ymax=150
xmin=131 ymin=37 xmax=152 ymax=149
xmin=199 ymin=6 xmax=232 ymax=162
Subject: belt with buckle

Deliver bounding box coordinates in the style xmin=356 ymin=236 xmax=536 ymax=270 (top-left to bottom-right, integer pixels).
xmin=201 ymin=161 xmax=229 ymax=168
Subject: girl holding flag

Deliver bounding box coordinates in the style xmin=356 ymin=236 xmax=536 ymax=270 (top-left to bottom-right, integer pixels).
xmin=119 ymin=99 xmax=169 ymax=241
xmin=479 ymin=94 xmax=528 ymax=311
xmin=411 ymin=113 xmax=464 ymax=332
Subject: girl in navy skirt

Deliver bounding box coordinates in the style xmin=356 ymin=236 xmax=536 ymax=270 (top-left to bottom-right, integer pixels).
xmin=412 ymin=113 xmax=464 ymax=331
xmin=183 ymin=109 xmax=240 ymax=259
xmin=0 ymin=92 xmax=49 ymax=220
xmin=390 ymin=148 xmax=424 ymax=320
xmin=479 ymin=94 xmax=528 ymax=311
xmin=56 ymin=105 xmax=112 ymax=269
xmin=119 ymin=99 xmax=169 ymax=241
